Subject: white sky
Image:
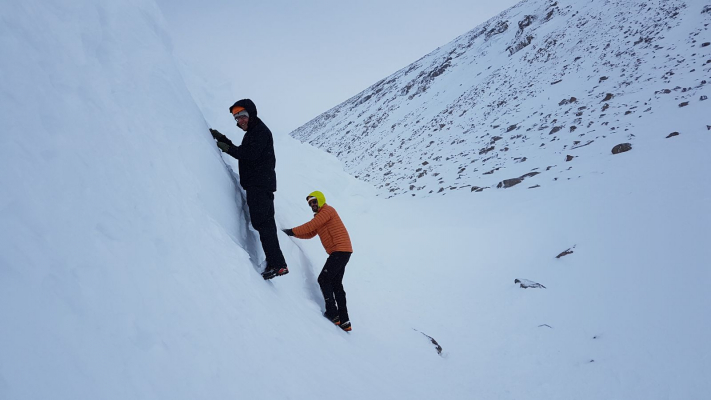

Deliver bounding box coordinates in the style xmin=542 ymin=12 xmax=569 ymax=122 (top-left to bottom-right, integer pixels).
xmin=155 ymin=0 xmax=521 ymax=134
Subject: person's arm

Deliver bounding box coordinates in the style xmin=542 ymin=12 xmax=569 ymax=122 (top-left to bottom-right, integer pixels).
xmin=228 ymin=129 xmax=269 ymax=160
xmin=292 ymin=208 xmax=332 ymax=239
xmin=283 ymin=228 xmax=317 ymax=240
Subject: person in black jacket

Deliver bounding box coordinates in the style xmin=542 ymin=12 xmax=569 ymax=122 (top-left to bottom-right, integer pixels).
xmin=209 ymin=99 xmax=288 ymax=280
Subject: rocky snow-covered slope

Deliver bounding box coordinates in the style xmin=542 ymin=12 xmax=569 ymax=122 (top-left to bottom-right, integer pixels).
xmin=291 ymin=0 xmax=710 ymax=197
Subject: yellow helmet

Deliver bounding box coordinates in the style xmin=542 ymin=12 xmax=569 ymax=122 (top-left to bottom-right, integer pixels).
xmin=306 ymin=191 xmax=326 ymax=208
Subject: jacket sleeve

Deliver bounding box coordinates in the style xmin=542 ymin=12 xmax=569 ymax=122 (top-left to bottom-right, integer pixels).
xmin=294 ymin=230 xmax=318 ymax=240
xmin=292 ymin=208 xmax=332 ymax=239
xmin=228 ymin=129 xmax=270 ymax=160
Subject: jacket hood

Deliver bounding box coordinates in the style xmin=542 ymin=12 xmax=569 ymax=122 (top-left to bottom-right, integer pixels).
xmin=230 ymin=98 xmax=258 ymax=118
xmin=307 ymin=191 xmax=326 ymax=208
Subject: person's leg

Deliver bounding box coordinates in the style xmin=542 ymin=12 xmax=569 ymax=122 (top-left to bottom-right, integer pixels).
xmin=246 ymin=189 xmax=287 ymax=270
xmin=330 ymin=252 xmax=351 ymax=323
xmin=318 ymin=255 xmax=340 ymax=320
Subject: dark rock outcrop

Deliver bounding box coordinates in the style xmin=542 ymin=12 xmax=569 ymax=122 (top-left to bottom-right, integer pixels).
xmin=556 ymin=248 xmax=574 ymax=258
xmin=497 ymin=172 xmax=540 ymax=188
xmin=611 ymin=143 xmax=632 ymax=154
xmin=515 ymin=279 xmax=546 ymax=289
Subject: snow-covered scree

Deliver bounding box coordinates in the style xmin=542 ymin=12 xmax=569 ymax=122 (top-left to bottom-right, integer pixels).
xmin=1 ymin=1 xmax=710 ymax=400
xmin=291 ymin=0 xmax=711 ymax=198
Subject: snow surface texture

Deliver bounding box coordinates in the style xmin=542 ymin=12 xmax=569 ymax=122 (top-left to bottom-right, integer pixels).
xmin=291 ymin=0 xmax=711 ymax=198
xmin=1 ymin=1 xmax=710 ymax=400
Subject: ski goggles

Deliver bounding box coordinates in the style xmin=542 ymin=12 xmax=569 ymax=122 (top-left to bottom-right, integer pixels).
xmin=233 ymin=110 xmax=249 ymax=120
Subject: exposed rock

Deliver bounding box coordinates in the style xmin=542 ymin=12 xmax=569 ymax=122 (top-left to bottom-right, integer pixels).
xmin=666 ymin=132 xmax=680 ymax=138
xmin=599 ymin=76 xmax=608 ymax=83
xmin=517 ymin=15 xmax=536 ymax=33
xmin=508 ymin=35 xmax=534 ymax=55
xmin=701 ymin=95 xmax=708 ymax=101
xmin=702 ymin=42 xmax=711 ymax=48
xmin=470 ymin=186 xmax=485 ymax=192
xmin=611 ymin=143 xmax=632 ymax=154
xmin=414 ymin=330 xmax=443 ymax=355
xmin=703 ymin=5 xmax=711 ymax=14
xmin=566 ymin=155 xmax=574 ymax=161
xmin=603 ymin=93 xmax=614 ymax=101
xmin=679 ymin=101 xmax=689 ymax=107
xmin=515 ymin=279 xmax=546 ymax=289
xmin=556 ymin=248 xmax=574 ymax=258
xmin=485 ymin=20 xmax=509 ymax=40
xmin=497 ymin=172 xmax=540 ymax=188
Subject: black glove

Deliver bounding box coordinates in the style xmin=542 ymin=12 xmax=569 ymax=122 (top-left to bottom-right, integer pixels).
xmin=209 ymin=128 xmax=225 ymax=141
xmin=282 ymin=228 xmax=294 ymax=237
xmin=217 ymin=141 xmax=231 ymax=152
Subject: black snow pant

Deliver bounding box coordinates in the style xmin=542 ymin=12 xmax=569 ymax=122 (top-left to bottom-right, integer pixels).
xmin=245 ymin=188 xmax=287 ymax=269
xmin=318 ymin=251 xmax=352 ymax=323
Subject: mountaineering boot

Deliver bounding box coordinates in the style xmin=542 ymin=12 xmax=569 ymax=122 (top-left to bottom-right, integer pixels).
xmin=262 ymin=265 xmax=289 ymax=280
xmin=339 ymin=321 xmax=352 ymax=332
xmin=323 ymin=312 xmax=340 ymax=326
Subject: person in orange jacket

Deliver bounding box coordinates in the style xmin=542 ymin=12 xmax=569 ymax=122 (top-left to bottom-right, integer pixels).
xmin=282 ymin=191 xmax=354 ymax=331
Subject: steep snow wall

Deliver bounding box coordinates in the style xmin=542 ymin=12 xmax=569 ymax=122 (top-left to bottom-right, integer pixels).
xmin=0 ymin=2 xmax=387 ymax=399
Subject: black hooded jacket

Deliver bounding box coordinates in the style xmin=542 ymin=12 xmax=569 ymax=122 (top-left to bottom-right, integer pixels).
xmin=223 ymin=99 xmax=277 ymax=192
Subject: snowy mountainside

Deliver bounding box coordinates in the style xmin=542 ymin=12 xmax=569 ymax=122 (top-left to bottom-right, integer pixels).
xmin=291 ymin=0 xmax=711 ymax=197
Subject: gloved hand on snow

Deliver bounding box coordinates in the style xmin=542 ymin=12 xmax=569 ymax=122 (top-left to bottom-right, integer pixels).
xmin=216 ymin=142 xmax=231 ymax=152
xmin=282 ymin=228 xmax=294 ymax=237
xmin=209 ymin=128 xmax=225 ymax=141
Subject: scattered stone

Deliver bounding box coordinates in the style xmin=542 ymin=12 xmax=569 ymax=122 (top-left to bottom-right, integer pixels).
xmin=599 ymin=76 xmax=608 ymax=83
xmin=572 ymin=140 xmax=594 ymax=149
xmin=602 ymin=93 xmax=614 ymax=101
xmin=485 ymin=20 xmax=509 ymax=39
xmin=702 ymin=42 xmax=711 ymax=48
xmin=506 ymin=124 xmax=518 ymax=132
xmin=666 ymin=132 xmax=680 ymax=138
xmin=515 ymin=279 xmax=546 ymax=289
xmin=611 ymin=143 xmax=632 ymax=154
xmin=566 ymin=155 xmax=575 ymax=161
xmin=470 ymin=186 xmax=485 ymax=192
xmin=701 ymin=95 xmax=708 ymax=101
xmin=529 ymin=184 xmax=540 ymax=189
xmin=551 ymin=79 xmax=563 ymax=85
xmin=556 ymin=248 xmax=574 ymax=258
xmin=497 ymin=172 xmax=540 ymax=188
xmin=707 ymin=125 xmax=711 ymax=130
xmin=679 ymin=101 xmax=689 ymax=107
xmin=414 ymin=329 xmax=443 ymax=355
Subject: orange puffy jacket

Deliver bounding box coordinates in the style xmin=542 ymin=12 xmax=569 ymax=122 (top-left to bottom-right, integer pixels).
xmin=292 ymin=204 xmax=353 ymax=254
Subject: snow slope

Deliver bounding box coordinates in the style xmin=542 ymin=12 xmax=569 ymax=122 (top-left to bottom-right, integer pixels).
xmin=291 ymin=0 xmax=711 ymax=198
xmin=1 ymin=1 xmax=709 ymax=400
